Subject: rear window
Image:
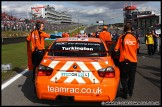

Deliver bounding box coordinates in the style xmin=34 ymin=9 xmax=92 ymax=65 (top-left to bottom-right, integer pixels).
xmin=48 ymin=42 xmax=107 ymax=57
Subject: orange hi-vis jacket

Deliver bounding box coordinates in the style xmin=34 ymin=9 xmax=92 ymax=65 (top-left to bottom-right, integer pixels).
xmin=64 ymin=32 xmax=70 ymax=37
xmin=62 ymin=32 xmax=69 ymax=37
xmin=99 ymin=31 xmax=112 ymax=42
xmin=62 ymin=33 xmax=65 ymax=37
xmin=115 ymin=33 xmax=139 ymax=63
xmin=27 ymin=30 xmax=50 ymax=52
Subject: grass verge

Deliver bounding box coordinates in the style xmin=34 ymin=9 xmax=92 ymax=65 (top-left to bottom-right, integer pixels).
xmin=2 ymin=42 xmax=27 ymax=82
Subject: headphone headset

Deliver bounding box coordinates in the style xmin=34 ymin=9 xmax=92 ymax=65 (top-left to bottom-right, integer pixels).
xmin=35 ymin=22 xmax=41 ymax=30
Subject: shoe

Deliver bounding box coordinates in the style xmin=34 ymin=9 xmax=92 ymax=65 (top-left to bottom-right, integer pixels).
xmin=123 ymin=93 xmax=130 ymax=99
xmin=129 ymin=93 xmax=132 ymax=97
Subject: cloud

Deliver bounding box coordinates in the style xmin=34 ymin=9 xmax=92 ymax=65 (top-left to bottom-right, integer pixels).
xmin=1 ymin=5 xmax=10 ymax=12
xmin=80 ymin=7 xmax=106 ymax=15
xmin=137 ymin=2 xmax=160 ymax=14
xmin=70 ymin=1 xmax=148 ymax=9
xmin=50 ymin=4 xmax=65 ymax=12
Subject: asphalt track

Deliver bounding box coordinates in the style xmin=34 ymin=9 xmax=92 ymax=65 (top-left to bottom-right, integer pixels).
xmin=1 ymin=43 xmax=161 ymax=106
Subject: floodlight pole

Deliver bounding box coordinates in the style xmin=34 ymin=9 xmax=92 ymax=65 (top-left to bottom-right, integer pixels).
xmin=103 ymin=20 xmax=104 ymax=26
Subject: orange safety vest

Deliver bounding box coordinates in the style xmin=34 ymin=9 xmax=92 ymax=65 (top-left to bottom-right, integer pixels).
xmin=115 ymin=33 xmax=139 ymax=62
xmin=26 ymin=30 xmax=50 ymax=70
xmin=64 ymin=32 xmax=70 ymax=37
xmin=27 ymin=30 xmax=50 ymax=52
xmin=99 ymin=31 xmax=112 ymax=42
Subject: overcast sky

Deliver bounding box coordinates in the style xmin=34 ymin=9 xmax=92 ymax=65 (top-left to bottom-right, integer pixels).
xmin=1 ymin=1 xmax=161 ymax=25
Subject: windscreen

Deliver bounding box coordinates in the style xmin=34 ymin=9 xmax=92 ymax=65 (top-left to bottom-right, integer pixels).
xmin=48 ymin=42 xmax=107 ymax=57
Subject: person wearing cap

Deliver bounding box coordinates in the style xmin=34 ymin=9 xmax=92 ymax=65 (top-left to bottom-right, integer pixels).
xmin=99 ymin=26 xmax=112 ymax=48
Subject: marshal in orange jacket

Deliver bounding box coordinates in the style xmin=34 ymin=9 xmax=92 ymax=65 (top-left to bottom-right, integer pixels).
xmin=27 ymin=30 xmax=50 ymax=52
xmin=114 ymin=33 xmax=139 ymax=62
xmin=26 ymin=30 xmax=50 ymax=70
xmin=99 ymin=31 xmax=112 ymax=43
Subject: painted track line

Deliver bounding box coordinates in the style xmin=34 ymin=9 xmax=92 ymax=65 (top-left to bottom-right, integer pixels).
xmin=1 ymin=69 xmax=29 ymax=90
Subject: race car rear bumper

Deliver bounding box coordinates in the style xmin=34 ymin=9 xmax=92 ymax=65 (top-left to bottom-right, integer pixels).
xmin=35 ymin=77 xmax=119 ymax=102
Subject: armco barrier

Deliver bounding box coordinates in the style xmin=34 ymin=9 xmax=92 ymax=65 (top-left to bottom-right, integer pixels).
xmin=2 ymin=37 xmax=26 ymax=45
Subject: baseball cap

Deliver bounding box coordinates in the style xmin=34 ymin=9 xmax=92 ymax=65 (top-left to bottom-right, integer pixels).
xmin=103 ymin=26 xmax=108 ymax=29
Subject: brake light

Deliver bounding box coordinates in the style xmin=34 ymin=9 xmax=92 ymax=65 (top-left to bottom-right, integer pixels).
xmin=105 ymin=72 xmax=115 ymax=78
xmin=98 ymin=67 xmax=115 ymax=78
xmin=37 ymin=65 xmax=53 ymax=76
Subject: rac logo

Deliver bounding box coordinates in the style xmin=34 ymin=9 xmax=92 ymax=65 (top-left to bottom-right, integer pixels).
xmin=125 ymin=40 xmax=136 ymax=45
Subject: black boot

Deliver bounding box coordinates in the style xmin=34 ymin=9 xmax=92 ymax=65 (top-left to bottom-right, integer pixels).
xmin=129 ymin=92 xmax=133 ymax=97
xmin=123 ymin=93 xmax=130 ymax=99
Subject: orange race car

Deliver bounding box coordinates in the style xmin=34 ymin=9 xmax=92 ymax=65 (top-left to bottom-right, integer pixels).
xmin=34 ymin=36 xmax=120 ymax=102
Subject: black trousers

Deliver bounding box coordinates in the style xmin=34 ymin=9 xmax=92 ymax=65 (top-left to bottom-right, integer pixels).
xmin=32 ymin=50 xmax=44 ymax=81
xmin=147 ymin=44 xmax=154 ymax=55
xmin=154 ymin=42 xmax=157 ymax=54
xmin=120 ymin=61 xmax=137 ymax=95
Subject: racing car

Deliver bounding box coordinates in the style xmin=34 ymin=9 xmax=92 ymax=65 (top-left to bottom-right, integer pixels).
xmin=34 ymin=36 xmax=120 ymax=102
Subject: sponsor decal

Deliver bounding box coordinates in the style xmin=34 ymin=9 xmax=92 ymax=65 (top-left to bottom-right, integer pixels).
xmin=61 ymin=72 xmax=90 ymax=77
xmin=47 ymin=85 xmax=102 ymax=94
xmin=62 ymin=47 xmax=93 ymax=51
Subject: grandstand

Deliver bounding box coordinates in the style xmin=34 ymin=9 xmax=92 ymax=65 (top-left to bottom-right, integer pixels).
xmin=1 ymin=5 xmax=81 ymax=38
xmin=1 ymin=12 xmax=29 ymax=31
xmin=30 ymin=5 xmax=72 ymax=24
